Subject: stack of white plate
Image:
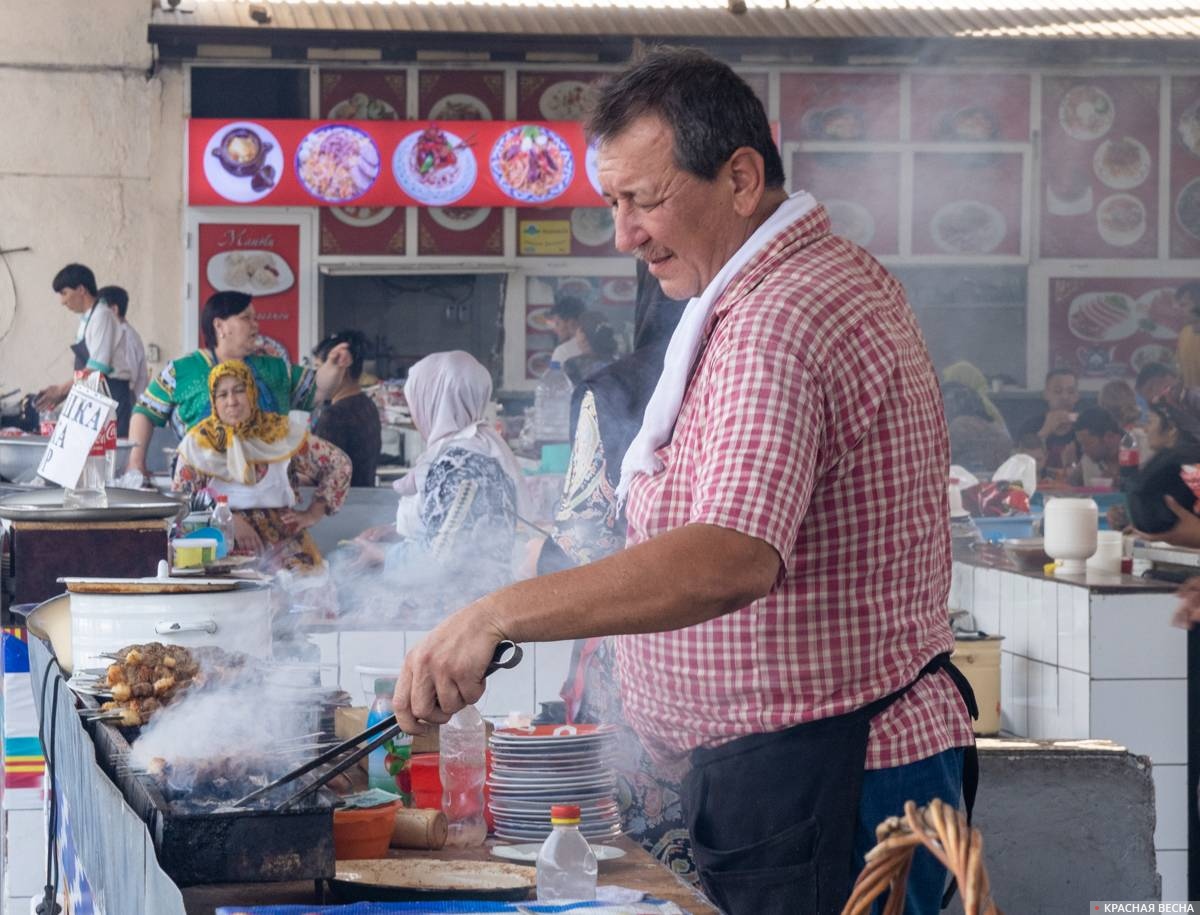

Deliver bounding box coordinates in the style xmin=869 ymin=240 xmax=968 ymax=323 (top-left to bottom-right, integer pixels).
xmin=487 ymin=723 xmax=622 ymax=843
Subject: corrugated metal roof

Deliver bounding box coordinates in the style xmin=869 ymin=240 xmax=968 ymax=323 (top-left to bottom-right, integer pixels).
xmin=151 ymin=0 xmax=1200 ymax=43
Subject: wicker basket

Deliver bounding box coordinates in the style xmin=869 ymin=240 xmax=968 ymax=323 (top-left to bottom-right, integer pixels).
xmin=841 ymin=799 xmax=1002 ymax=915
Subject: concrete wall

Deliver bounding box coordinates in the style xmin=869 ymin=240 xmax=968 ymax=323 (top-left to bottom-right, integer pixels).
xmin=0 ymin=0 xmax=184 ymax=395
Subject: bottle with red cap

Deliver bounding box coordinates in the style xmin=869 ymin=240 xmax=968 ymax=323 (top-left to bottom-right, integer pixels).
xmin=536 ymin=803 xmax=597 ymax=902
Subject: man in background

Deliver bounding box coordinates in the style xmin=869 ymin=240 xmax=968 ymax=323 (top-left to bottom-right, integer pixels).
xmin=1020 ymin=368 xmax=1079 ymax=474
xmin=312 ymin=330 xmax=381 ymax=487
xmin=547 ymin=295 xmax=587 ymax=366
xmin=1072 ymin=406 xmax=1122 ymax=486
xmin=98 ymin=285 xmax=148 ymax=436
xmin=36 ymin=263 xmax=124 ymax=420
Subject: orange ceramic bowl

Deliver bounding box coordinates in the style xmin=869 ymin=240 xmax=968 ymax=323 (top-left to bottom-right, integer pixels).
xmin=333 ymin=801 xmax=400 ymax=860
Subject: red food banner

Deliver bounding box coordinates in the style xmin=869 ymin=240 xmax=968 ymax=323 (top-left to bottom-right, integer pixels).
xmin=911 ymin=152 xmax=1023 ymax=257
xmin=189 ymin=118 xmax=606 ymax=209
xmin=909 ymin=73 xmax=1031 ymax=142
xmin=1040 ymin=76 xmax=1160 ymax=259
xmin=1169 ymin=76 xmax=1200 ymax=258
xmin=1047 ymin=276 xmax=1186 ymax=382
xmin=790 ymin=151 xmax=901 ymax=256
xmin=780 ymin=73 xmax=901 ymax=144
xmin=197 ymin=223 xmax=301 ymax=361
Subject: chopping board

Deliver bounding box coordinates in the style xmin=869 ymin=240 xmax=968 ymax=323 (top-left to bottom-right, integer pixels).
xmin=59 ymin=577 xmax=242 ymax=594
xmin=328 ymin=857 xmax=535 ymax=902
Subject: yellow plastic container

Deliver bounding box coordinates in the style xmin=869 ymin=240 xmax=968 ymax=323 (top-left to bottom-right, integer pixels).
xmin=953 ymin=635 xmax=1004 ymax=736
xmin=171 ymin=538 xmax=217 ymax=570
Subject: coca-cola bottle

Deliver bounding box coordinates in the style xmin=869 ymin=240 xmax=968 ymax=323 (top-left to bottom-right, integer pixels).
xmin=62 ymin=372 xmax=113 ymax=509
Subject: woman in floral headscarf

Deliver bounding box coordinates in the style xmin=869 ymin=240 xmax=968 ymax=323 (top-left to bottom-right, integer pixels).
xmin=174 ymin=360 xmax=350 ymax=574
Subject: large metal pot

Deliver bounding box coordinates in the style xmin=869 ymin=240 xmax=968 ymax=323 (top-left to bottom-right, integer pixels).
xmin=23 ymin=577 xmax=273 ymax=675
xmin=0 ymin=434 xmax=135 ymax=483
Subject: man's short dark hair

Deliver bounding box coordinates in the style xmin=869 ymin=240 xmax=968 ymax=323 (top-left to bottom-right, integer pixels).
xmin=52 ymin=263 xmax=97 ymax=297
xmin=200 ymin=291 xmax=252 ymax=350
xmin=1045 ymin=368 xmax=1077 ymax=387
xmin=1073 ymin=405 xmax=1120 ymax=438
xmin=97 ymin=285 xmax=129 ymax=319
xmin=549 ymin=296 xmax=586 ymax=321
xmin=314 ymin=329 xmax=367 ymax=381
xmin=1135 ymin=361 xmax=1175 ymax=392
xmin=585 ymin=47 xmax=785 ymax=189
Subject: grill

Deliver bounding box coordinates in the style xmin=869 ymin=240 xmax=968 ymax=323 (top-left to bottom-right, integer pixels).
xmin=84 ymin=711 xmax=338 ymax=886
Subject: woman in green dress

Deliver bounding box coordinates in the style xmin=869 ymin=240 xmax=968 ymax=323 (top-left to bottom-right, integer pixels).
xmin=124 ymin=291 xmax=350 ymax=480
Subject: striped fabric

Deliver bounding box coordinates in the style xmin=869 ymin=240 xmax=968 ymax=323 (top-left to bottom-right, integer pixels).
xmin=618 ymin=205 xmax=975 ymax=770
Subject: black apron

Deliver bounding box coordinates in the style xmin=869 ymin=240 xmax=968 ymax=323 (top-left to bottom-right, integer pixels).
xmin=70 ymin=309 xmax=132 ymax=436
xmin=681 ymin=653 xmax=979 ymax=915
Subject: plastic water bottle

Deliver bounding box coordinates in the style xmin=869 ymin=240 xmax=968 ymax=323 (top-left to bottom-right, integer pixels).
xmin=439 ymin=705 xmax=487 ymax=846
xmin=536 ymin=804 xmax=598 ymax=902
xmin=367 ymin=678 xmax=401 ymax=795
xmin=533 ymin=361 xmax=573 ymax=443
xmin=211 ymin=496 xmax=235 ymax=557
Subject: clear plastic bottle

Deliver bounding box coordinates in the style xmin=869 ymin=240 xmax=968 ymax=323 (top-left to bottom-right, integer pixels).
xmin=211 ymin=496 xmax=235 ymax=557
xmin=63 ymin=372 xmax=110 ymax=509
xmin=536 ymin=804 xmax=598 ymax=902
xmin=533 ymin=361 xmax=573 ymax=443
xmin=366 ymin=678 xmax=401 ymax=795
xmin=439 ymin=705 xmax=487 ymax=847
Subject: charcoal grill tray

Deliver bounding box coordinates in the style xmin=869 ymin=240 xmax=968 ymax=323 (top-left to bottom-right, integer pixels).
xmin=83 ymin=704 xmax=337 ymax=886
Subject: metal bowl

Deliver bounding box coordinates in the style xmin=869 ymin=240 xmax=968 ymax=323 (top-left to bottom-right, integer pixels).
xmin=0 ymin=435 xmax=134 ymax=484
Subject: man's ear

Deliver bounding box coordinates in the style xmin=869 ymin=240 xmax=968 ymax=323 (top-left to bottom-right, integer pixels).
xmin=727 ymin=146 xmax=766 ymax=219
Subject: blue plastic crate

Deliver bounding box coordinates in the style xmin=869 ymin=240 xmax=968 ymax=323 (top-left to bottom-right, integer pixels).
xmin=972 ymin=514 xmax=1039 ymax=542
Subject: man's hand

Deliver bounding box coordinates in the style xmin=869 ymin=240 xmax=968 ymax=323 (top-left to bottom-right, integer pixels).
xmin=392 ymin=605 xmax=508 ymax=733
xmin=314 ymin=342 xmax=352 ymax=400
xmin=232 ymin=514 xmax=263 ymax=554
xmin=1040 ymin=408 xmax=1075 ymax=440
xmin=34 ymin=382 xmax=70 ymax=412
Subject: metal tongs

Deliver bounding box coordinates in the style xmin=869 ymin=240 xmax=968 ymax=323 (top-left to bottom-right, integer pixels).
xmin=231 ymin=640 xmax=524 ymax=811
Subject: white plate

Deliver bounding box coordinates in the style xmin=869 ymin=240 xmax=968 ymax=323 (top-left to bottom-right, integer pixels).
xmin=205 ymin=250 xmax=295 ymax=297
xmin=491 ymin=843 xmax=626 ymax=864
xmin=1179 ymin=100 xmax=1200 ymax=159
xmin=295 ymin=124 xmax=381 ymax=204
xmin=930 ymin=200 xmax=1006 ymax=255
xmin=1045 ymin=184 xmax=1093 ymax=217
xmin=824 ymin=199 xmax=875 ymax=247
xmin=495 ymin=824 xmax=623 ymax=843
xmin=1066 ymin=291 xmax=1138 ymax=342
xmin=330 ymin=205 xmax=396 ymax=228
xmin=202 ymin=121 xmax=283 ymax=204
xmin=428 ymin=93 xmax=492 ymax=121
xmin=1093 ymin=137 xmax=1151 ymax=191
xmin=526 ymin=352 xmax=552 ymax=377
xmin=1176 ymin=177 xmax=1200 ymax=242
xmin=1096 ymin=193 xmax=1146 ymax=247
xmin=570 ymin=208 xmax=614 ymax=247
xmin=428 ymin=206 xmax=491 ymax=231
xmin=490 ymin=125 xmax=575 ymax=204
xmin=585 ymin=143 xmax=603 ymax=198
xmin=1136 ymin=287 xmax=1187 ymax=339
xmin=539 ymin=80 xmax=590 ymax=120
xmin=1059 ymin=84 xmax=1115 ymax=141
xmin=393 ymin=127 xmax=477 ymax=206
xmin=600 ymin=277 xmax=636 ymax=302
xmin=327 ymin=95 xmax=398 ymax=120
xmin=1129 ymin=343 xmax=1176 ymax=374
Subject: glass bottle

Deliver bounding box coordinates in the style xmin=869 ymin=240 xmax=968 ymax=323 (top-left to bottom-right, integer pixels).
xmin=62 ymin=372 xmax=110 ymax=509
xmin=536 ymin=804 xmax=598 ymax=902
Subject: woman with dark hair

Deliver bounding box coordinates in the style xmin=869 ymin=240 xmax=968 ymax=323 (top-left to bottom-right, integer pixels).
xmin=312 ymin=330 xmax=382 ymax=487
xmin=941 ymin=380 xmax=1013 ymax=474
xmin=563 ymin=311 xmax=621 ymax=386
xmin=538 ymin=262 xmax=695 ymax=884
xmin=125 ymin=291 xmax=350 ymax=480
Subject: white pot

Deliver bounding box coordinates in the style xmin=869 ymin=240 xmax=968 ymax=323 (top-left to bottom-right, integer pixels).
xmin=1043 ymin=496 xmax=1098 ymax=574
xmin=68 ymin=581 xmax=272 ymax=674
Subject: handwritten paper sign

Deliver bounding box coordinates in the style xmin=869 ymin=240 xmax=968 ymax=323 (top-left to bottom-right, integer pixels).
xmin=37 ymin=383 xmax=117 ymax=488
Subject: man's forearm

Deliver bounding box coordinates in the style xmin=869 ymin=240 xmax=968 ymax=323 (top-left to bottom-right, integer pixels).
xmin=478 ymin=522 xmax=781 ymax=645
xmin=127 ymin=413 xmax=154 ymax=471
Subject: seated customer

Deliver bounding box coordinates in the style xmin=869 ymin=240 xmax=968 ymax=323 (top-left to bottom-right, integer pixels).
xmin=1099 ymin=379 xmax=1141 ymax=429
xmin=941 ymin=381 xmax=1012 ymax=474
xmin=173 ymin=360 xmax=350 ymax=575
xmin=1135 ymin=362 xmax=1177 ymax=422
xmin=1147 ymin=402 xmax=1200 ymax=455
xmin=1071 ymin=406 xmax=1122 ymax=487
xmin=1019 ymin=368 xmax=1079 ymax=473
xmin=312 ymin=330 xmax=382 ymax=487
xmin=942 ymin=361 xmax=1008 ymax=436
xmin=344 ymin=351 xmax=530 ymax=621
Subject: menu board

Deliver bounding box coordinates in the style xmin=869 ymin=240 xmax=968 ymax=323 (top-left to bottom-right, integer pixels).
xmin=517 ymin=207 xmax=618 ymax=258
xmin=524 ymin=274 xmax=636 ymax=379
xmin=909 ymin=73 xmax=1031 ymax=142
xmin=790 ymin=151 xmax=900 ymax=255
xmin=780 ymin=73 xmax=901 ymax=144
xmin=197 ymin=223 xmax=301 ymax=361
xmin=1169 ymin=77 xmax=1200 ymax=258
xmin=1047 ymin=276 xmax=1186 ymax=380
xmin=1040 ymin=76 xmax=1159 ymax=259
xmin=189 ymin=118 xmax=605 ymax=209
xmin=911 ymin=153 xmax=1023 ymax=257
xmin=319 ymin=206 xmax=405 ymax=255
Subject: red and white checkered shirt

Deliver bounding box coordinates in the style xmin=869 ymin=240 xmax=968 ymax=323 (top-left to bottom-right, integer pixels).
xmin=617 ymin=205 xmax=975 ymax=770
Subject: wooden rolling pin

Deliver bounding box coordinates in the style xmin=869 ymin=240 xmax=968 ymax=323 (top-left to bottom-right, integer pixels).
xmin=390 ymin=806 xmax=448 ymax=850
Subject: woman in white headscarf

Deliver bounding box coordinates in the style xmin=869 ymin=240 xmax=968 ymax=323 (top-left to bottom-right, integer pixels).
xmin=347 ymin=352 xmax=529 ymax=617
